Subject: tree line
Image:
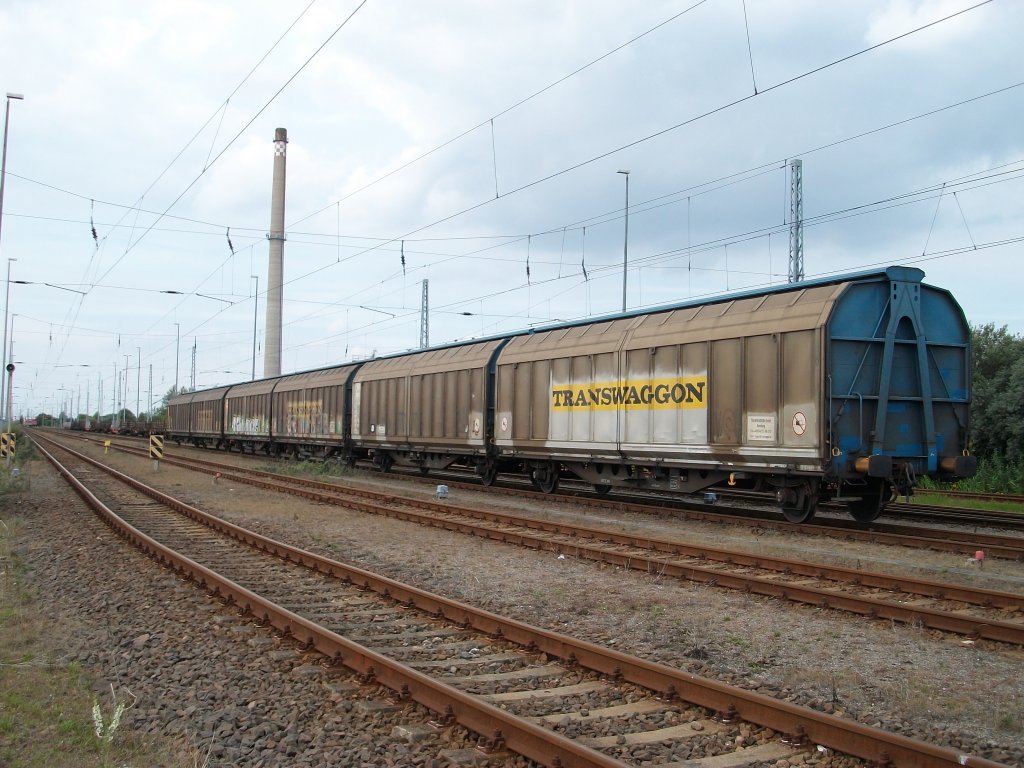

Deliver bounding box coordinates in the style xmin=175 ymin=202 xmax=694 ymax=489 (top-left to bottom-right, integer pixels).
xmin=967 ymin=324 xmax=1023 ymax=491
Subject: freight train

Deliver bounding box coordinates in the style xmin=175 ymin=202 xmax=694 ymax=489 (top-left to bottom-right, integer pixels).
xmin=167 ymin=267 xmax=977 ymax=523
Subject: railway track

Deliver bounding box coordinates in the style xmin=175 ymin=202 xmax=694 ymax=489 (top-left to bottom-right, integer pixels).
xmin=32 ymin=432 xmax=1011 ymax=768
xmin=884 ymin=501 xmax=1024 ymax=532
xmin=43 ymin=431 xmax=1024 ymax=646
xmin=425 ymin=476 xmax=1024 ymax=560
xmin=708 ymin=487 xmax=1024 ymax=534
xmin=70 ymin=430 xmax=1024 ymax=534
xmin=64 ymin=430 xmax=1024 ymax=559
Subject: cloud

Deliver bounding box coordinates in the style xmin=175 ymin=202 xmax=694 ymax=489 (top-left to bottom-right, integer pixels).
xmin=865 ymin=0 xmax=987 ymax=49
xmin=1 ymin=0 xmax=1021 ymax=411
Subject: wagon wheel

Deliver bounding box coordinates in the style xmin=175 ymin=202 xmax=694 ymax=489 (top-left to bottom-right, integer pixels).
xmin=419 ymin=465 xmax=430 ymax=476
xmin=847 ymin=481 xmax=891 ymax=524
xmin=479 ymin=462 xmax=498 ymax=487
xmin=781 ymin=482 xmax=819 ymax=524
xmin=593 ymin=484 xmax=612 ymax=497
xmin=376 ymin=454 xmax=394 ymax=473
xmin=531 ymin=464 xmax=560 ymax=494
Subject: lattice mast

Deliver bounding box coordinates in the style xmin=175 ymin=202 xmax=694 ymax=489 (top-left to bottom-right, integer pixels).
xmin=788 ymin=159 xmax=804 ymax=283
xmin=419 ymin=279 xmax=429 ymax=349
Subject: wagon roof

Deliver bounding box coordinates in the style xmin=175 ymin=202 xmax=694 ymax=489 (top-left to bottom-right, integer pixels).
xmin=355 ymin=337 xmax=507 ymax=379
xmin=171 ymin=266 xmax=927 ymax=390
xmin=225 ymin=378 xmax=282 ymax=397
xmin=275 ymin=364 xmax=361 ymax=390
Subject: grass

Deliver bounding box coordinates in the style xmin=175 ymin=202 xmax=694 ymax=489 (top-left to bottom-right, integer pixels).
xmin=0 ymin=496 xmax=201 ymax=767
xmin=0 ymin=427 xmax=36 ymax=496
xmin=918 ymin=453 xmax=1024 ymax=496
xmin=255 ymin=458 xmax=355 ymax=481
xmin=902 ymin=493 xmax=1024 ymax=515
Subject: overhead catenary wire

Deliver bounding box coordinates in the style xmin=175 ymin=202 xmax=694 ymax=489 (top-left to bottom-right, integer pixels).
xmin=287 ymin=0 xmax=713 ymax=230
xmin=741 ymin=0 xmax=758 ymax=94
xmin=18 ymin=125 xmax=1024 ymax=387
xmin=268 ymin=0 xmax=999 ymax=311
xmin=16 ymin=0 xmax=1007 ymax=405
xmin=91 ymin=0 xmax=370 ymax=290
xmin=33 ymin=0 xmax=369 ymax=402
xmin=248 ymin=155 xmax=1024 ymax=355
xmin=8 ymin=77 xmax=1021 ymax=262
xmin=98 ymin=0 xmax=321 ymax=246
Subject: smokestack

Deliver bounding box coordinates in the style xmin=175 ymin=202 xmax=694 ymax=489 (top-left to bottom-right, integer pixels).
xmin=264 ymin=127 xmax=287 ymax=377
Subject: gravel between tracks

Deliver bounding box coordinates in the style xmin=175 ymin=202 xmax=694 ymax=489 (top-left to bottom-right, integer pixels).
xmin=11 ymin=441 xmax=1024 ymax=766
xmin=8 ymin=459 xmax=519 ymax=767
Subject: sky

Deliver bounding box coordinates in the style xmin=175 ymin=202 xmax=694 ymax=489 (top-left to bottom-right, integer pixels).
xmin=0 ymin=0 xmax=1021 ymax=420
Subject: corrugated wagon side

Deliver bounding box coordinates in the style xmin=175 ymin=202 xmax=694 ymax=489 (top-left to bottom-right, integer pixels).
xmin=351 ymin=340 xmax=507 ymax=474
xmin=166 ymin=391 xmax=195 ymax=444
xmin=223 ymin=378 xmax=280 ymax=453
xmin=271 ymin=365 xmax=361 ymax=460
xmin=172 ymin=386 xmax=230 ymax=448
xmin=493 ymin=284 xmax=843 ymax=498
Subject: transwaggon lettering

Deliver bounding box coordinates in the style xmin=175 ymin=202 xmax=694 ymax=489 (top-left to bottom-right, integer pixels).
xmin=551 ymin=377 xmax=707 ymax=411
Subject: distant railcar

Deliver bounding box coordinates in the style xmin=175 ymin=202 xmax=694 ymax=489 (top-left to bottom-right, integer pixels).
xmin=223 ymin=379 xmax=278 ymax=452
xmin=166 ymin=267 xmax=975 ymax=523
xmin=169 ymin=386 xmax=231 ymax=448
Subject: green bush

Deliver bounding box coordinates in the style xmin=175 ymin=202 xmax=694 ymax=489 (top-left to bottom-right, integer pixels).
xmin=955 ymin=454 xmax=1024 ymax=495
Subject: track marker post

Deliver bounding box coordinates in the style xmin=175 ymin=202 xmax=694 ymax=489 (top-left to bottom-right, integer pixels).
xmin=149 ymin=434 xmax=164 ymax=471
xmin=0 ymin=432 xmax=13 ymax=460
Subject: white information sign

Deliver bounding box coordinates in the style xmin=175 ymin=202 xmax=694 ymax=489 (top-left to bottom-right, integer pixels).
xmin=747 ymin=414 xmax=776 ymax=442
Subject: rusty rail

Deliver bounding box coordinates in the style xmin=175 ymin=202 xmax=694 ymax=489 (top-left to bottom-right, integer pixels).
xmin=75 ymin=435 xmax=1024 ymax=645
xmin=33 ymin=432 xmax=1012 ymax=768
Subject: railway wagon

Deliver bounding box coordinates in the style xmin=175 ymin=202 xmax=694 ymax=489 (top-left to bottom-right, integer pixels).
xmin=272 ymin=364 xmax=361 ymax=459
xmin=169 ymin=386 xmax=231 ymax=448
xmin=351 ymin=339 xmax=508 ymax=474
xmin=492 ymin=266 xmax=973 ymax=522
xmin=223 ymin=378 xmax=278 ymax=452
xmin=165 ymin=266 xmax=974 ymax=523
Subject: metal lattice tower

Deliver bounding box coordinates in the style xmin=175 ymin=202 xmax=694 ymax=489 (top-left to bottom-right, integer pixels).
xmin=419 ymin=279 xmax=429 ymax=349
xmin=788 ymin=159 xmax=804 ymax=283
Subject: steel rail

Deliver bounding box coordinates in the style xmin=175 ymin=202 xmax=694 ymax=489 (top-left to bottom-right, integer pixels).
xmin=89 ymin=435 xmax=1024 ymax=560
xmin=885 ymin=503 xmax=1024 ymax=531
xmin=62 ymin=434 xmax=1024 ymax=645
xmin=33 ymin=433 xmax=1011 ymax=768
xmin=33 ymin=438 xmax=627 ymax=768
xmin=63 ymin=431 xmax=1024 ymax=559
